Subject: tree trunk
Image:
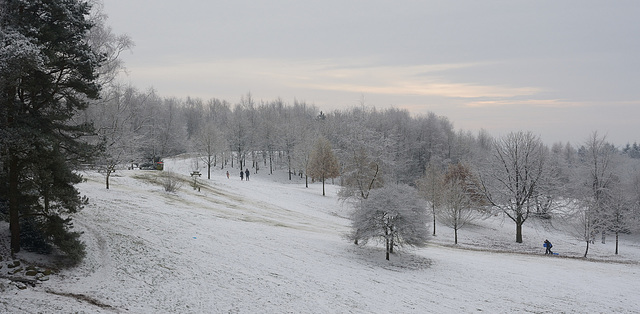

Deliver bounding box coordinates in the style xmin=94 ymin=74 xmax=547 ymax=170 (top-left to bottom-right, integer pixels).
xmin=385 ymin=238 xmax=390 ymax=261
xmin=454 ymin=228 xmax=458 ymax=244
xmin=615 ymin=232 xmax=619 ymax=255
xmin=515 ymin=214 xmax=523 ymax=243
xmin=516 ymin=223 xmax=523 ymax=243
xmin=9 ymin=154 xmax=21 ymax=254
xmin=322 ymin=174 xmax=326 ymax=196
xmin=584 ymin=240 xmax=590 ymax=258
xmin=433 ymin=211 xmax=437 ymax=236
xmin=207 ymin=162 xmax=211 ymax=179
xmin=269 ymin=152 xmax=273 ymax=175
xmin=106 ymin=168 xmax=111 ymax=189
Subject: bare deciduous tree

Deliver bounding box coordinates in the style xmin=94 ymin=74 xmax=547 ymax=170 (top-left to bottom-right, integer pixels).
xmin=89 ymin=85 xmax=150 ymax=189
xmin=570 ymin=132 xmax=633 ymax=256
xmin=416 ymin=160 xmax=445 ymax=236
xmin=439 ymin=162 xmax=482 ymax=244
xmin=477 ymin=131 xmax=548 ymax=243
xmin=337 ymin=118 xmax=389 ymax=202
xmin=308 ymin=137 xmax=340 ymax=196
xmin=566 ymin=200 xmax=598 ymax=257
xmin=579 ymin=132 xmax=618 ymax=245
xmin=194 ymin=123 xmax=227 ymax=179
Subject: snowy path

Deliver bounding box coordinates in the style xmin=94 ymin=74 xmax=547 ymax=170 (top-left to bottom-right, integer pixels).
xmin=3 ymin=160 xmax=640 ymax=313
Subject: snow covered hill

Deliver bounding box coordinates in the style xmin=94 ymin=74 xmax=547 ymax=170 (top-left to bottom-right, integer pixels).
xmin=2 ymin=155 xmax=640 ymax=313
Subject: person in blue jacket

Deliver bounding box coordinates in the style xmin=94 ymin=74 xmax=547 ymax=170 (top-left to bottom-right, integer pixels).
xmin=544 ymin=239 xmax=553 ymax=255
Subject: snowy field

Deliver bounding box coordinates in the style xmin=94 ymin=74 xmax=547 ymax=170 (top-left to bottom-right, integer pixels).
xmin=2 ymin=155 xmax=640 ymax=313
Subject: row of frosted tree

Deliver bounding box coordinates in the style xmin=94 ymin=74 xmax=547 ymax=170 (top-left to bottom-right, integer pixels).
xmin=86 ymin=87 xmax=462 ymax=185
xmin=86 ymin=84 xmax=640 ymax=259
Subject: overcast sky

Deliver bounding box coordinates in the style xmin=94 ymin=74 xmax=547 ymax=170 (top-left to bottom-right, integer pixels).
xmin=101 ymin=0 xmax=640 ymax=146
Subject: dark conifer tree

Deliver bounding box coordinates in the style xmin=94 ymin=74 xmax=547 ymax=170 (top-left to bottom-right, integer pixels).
xmin=0 ymin=0 xmax=103 ymax=262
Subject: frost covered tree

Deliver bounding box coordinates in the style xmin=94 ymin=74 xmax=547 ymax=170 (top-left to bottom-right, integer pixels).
xmin=293 ymin=120 xmax=317 ymax=188
xmin=578 ymin=132 xmax=619 ymax=245
xmin=1 ymin=0 xmax=104 ymax=260
xmin=607 ymin=180 xmax=633 ymax=255
xmin=535 ymin=142 xmax=576 ymax=218
xmin=567 ymin=132 xmax=625 ymax=257
xmin=338 ymin=145 xmax=384 ymax=200
xmin=416 ymin=159 xmax=445 ymax=236
xmin=477 ymin=131 xmax=548 ymax=243
xmin=349 ymin=184 xmax=429 ymax=260
xmin=438 ymin=162 xmax=482 ymax=244
xmin=627 ymin=167 xmax=640 ymax=236
xmin=439 ymin=181 xmax=475 ymax=244
xmin=337 ymin=111 xmax=388 ymax=202
xmin=194 ymin=123 xmax=227 ymax=179
xmin=85 ymin=0 xmax=133 ymax=88
xmin=283 ymin=100 xmax=318 ymax=181
xmin=183 ymin=97 xmax=204 ymax=141
xmin=154 ymin=97 xmax=188 ymax=159
xmin=229 ymin=101 xmax=252 ymax=170
xmin=258 ymin=101 xmax=282 ymax=175
xmin=81 ymin=1 xmax=134 ymax=189
xmin=202 ymin=98 xmax=232 ymax=169
xmin=566 ymin=200 xmax=598 ymax=258
xmin=88 ymin=85 xmax=151 ymax=189
xmin=307 ymin=136 xmax=340 ymax=196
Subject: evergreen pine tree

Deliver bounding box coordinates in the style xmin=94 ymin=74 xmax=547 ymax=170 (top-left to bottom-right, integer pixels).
xmin=0 ymin=0 xmax=103 ymax=262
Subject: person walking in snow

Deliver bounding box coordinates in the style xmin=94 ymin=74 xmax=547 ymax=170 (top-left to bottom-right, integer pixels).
xmin=245 ymin=168 xmax=250 ymax=181
xmin=544 ymin=239 xmax=553 ymax=255
xmin=226 ymin=171 xmax=230 ymax=179
xmin=240 ymin=170 xmax=244 ymax=181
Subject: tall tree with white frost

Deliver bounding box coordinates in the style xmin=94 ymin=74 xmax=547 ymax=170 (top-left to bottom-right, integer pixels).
xmin=349 ymin=184 xmax=429 ymax=260
xmin=337 ymin=112 xmax=388 ymax=202
xmin=194 ymin=123 xmax=227 ymax=179
xmin=581 ymin=132 xmax=618 ymax=245
xmin=307 ymin=136 xmax=340 ymax=196
xmin=202 ymin=98 xmax=232 ymax=169
xmin=416 ymin=159 xmax=445 ymax=236
xmin=477 ymin=131 xmax=548 ymax=243
xmin=439 ymin=162 xmax=482 ymax=244
xmin=89 ymin=85 xmax=150 ymax=189
xmin=85 ymin=0 xmax=133 ymax=88
xmin=1 ymin=0 xmax=104 ymax=261
xmin=293 ymin=119 xmax=317 ymax=188
xmin=229 ymin=102 xmax=251 ymax=170
xmin=607 ymin=179 xmax=633 ymax=255
xmin=569 ymin=132 xmax=620 ymax=256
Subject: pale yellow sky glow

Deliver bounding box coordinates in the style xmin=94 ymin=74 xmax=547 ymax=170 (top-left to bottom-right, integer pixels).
xmin=104 ymin=0 xmax=640 ymax=145
xmin=128 ymin=58 xmax=541 ymax=102
xmin=464 ymin=99 xmax=584 ymax=108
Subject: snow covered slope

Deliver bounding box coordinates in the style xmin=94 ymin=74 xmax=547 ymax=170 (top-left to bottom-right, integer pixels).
xmin=2 ymin=156 xmax=639 ymax=313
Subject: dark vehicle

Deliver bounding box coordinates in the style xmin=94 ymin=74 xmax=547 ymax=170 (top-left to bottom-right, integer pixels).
xmin=139 ymin=161 xmax=164 ymax=170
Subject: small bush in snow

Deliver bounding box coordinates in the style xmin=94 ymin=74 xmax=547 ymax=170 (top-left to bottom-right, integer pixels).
xmin=161 ymin=172 xmax=183 ymax=192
